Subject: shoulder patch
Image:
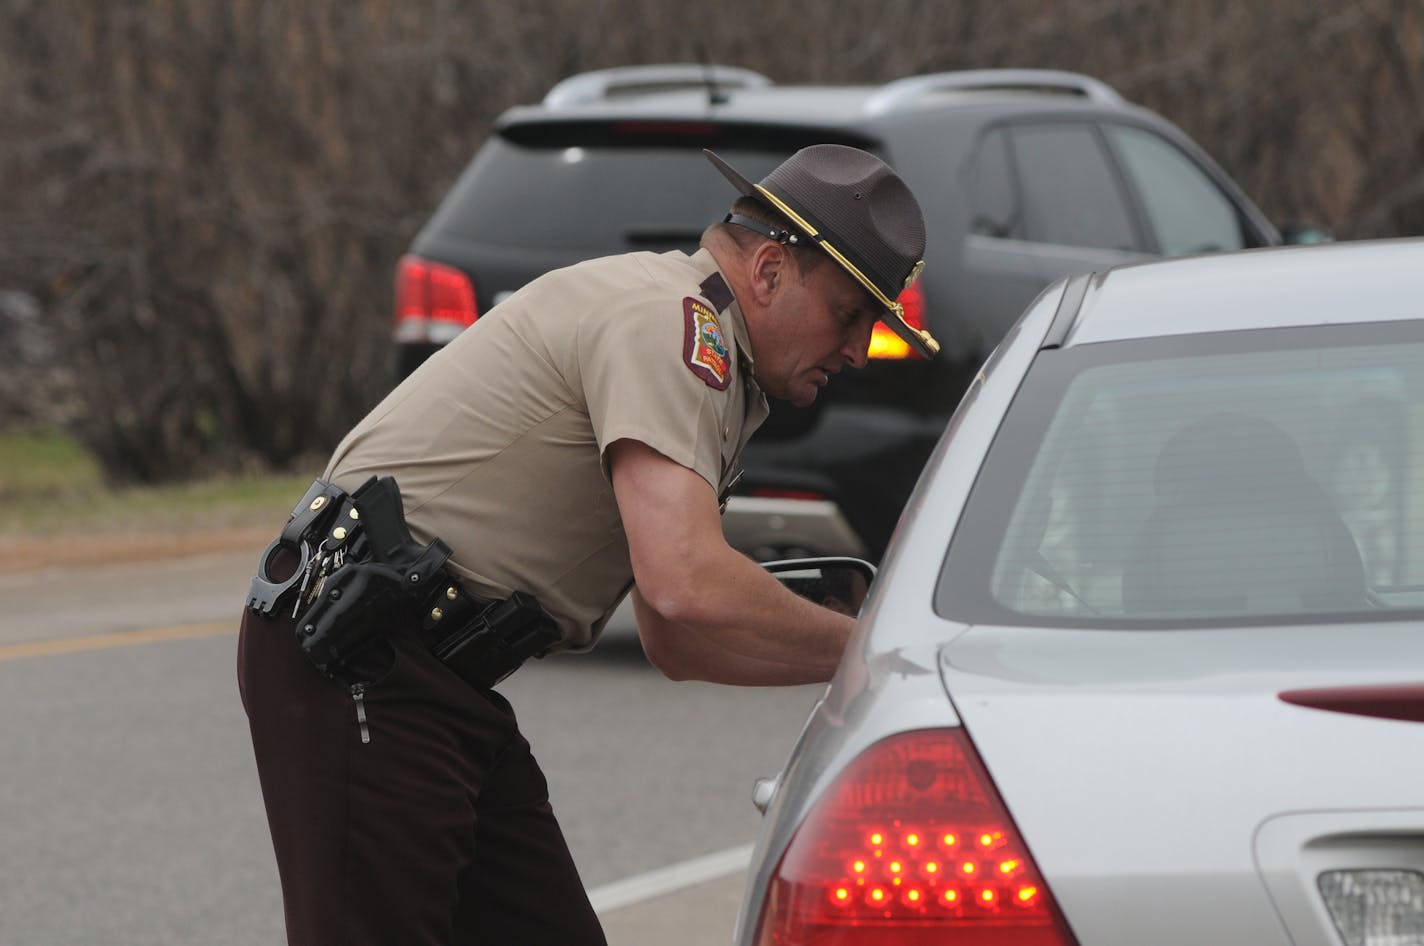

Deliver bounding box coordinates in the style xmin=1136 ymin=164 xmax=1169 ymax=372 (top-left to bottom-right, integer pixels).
xmin=682 ymin=296 xmax=731 ymax=390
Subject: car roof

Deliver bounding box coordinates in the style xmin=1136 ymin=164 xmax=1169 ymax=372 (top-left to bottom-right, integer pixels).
xmin=1065 ymin=238 xmax=1423 ymax=347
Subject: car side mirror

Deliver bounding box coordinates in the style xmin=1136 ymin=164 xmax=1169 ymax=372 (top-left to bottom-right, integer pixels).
xmin=1281 ymin=223 xmax=1333 ymax=245
xmin=762 ymin=557 xmax=876 ymax=616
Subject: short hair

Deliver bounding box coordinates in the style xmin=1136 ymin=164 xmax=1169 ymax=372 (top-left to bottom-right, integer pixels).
xmin=704 ymin=196 xmax=827 ymax=275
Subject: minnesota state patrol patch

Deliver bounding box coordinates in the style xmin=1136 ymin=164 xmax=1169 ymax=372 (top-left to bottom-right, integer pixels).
xmin=682 ymin=296 xmax=730 ymax=390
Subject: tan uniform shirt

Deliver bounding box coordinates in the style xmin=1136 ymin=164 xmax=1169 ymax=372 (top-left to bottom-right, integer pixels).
xmin=324 ymin=248 xmax=770 ymax=650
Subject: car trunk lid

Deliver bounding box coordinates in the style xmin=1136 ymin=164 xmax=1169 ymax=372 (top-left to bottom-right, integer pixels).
xmin=937 ymin=621 xmax=1424 ymax=946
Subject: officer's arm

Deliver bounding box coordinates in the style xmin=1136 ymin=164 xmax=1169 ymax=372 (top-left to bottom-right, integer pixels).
xmin=608 ymin=438 xmax=853 ymax=685
xmin=628 ymin=589 xmax=835 ymax=685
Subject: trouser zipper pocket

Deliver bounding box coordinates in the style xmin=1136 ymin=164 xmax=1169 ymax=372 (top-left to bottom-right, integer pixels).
xmin=351 ymin=684 xmax=371 ymax=744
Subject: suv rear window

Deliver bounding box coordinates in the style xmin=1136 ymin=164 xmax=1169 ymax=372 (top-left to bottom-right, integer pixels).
xmin=432 ymin=124 xmax=878 ymax=252
xmin=937 ymin=321 xmax=1424 ymax=627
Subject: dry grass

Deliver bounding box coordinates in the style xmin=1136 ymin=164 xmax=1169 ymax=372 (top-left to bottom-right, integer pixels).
xmin=0 ymin=430 xmax=307 ymax=571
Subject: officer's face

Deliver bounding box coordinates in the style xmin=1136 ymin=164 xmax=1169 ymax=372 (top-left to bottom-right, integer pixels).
xmin=756 ymin=258 xmax=878 ymax=407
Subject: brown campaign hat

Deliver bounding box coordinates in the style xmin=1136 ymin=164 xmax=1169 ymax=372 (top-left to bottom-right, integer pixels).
xmin=705 ymin=144 xmax=939 ymax=358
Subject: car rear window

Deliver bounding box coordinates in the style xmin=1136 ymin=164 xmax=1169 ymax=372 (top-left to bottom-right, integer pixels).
xmin=431 ymin=123 xmax=878 ymax=252
xmin=937 ymin=321 xmax=1424 ymax=627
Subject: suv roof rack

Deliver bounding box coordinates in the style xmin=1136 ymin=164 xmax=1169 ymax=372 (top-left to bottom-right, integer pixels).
xmin=542 ymin=64 xmax=774 ymax=109
xmin=864 ymin=69 xmax=1124 ymax=115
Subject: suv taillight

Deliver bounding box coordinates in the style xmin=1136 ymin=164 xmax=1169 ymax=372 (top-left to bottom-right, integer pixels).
xmin=868 ymin=282 xmax=926 ymax=361
xmin=393 ymin=255 xmax=479 ymax=345
xmin=754 ymin=729 xmax=1078 ymax=946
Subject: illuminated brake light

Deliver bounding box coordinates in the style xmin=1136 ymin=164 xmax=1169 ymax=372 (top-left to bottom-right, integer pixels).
xmin=868 ymin=281 xmax=927 ymax=360
xmin=393 ymin=255 xmax=479 ymax=345
xmin=754 ymin=728 xmax=1079 ymax=946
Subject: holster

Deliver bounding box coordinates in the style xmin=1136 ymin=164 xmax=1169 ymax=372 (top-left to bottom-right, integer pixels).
xmin=246 ymin=476 xmax=559 ymax=689
xmin=423 ymin=591 xmax=558 ymax=691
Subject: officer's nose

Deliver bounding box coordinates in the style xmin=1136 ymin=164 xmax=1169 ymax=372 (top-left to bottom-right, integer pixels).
xmin=843 ymin=318 xmax=873 ymax=370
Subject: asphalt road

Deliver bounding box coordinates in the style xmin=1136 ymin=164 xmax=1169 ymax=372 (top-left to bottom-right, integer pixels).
xmin=0 ymin=550 xmax=824 ymax=945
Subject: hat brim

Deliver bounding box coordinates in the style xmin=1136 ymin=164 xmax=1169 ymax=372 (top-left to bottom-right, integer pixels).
xmin=874 ymin=305 xmax=936 ymax=359
xmin=704 ymin=149 xmax=940 ymax=359
xmin=704 ymin=149 xmax=759 ymax=197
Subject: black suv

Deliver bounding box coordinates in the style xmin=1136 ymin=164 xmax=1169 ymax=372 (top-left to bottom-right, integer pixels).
xmin=394 ymin=64 xmax=1285 ymax=561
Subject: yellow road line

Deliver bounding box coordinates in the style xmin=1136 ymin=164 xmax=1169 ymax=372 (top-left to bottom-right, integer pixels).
xmin=0 ymin=621 xmax=234 ymax=662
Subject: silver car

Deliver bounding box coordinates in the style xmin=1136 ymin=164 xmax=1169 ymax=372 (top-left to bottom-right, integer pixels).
xmin=740 ymin=239 xmax=1424 ymax=946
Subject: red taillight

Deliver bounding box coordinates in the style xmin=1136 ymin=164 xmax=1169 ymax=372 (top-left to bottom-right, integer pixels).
xmin=393 ymin=255 xmax=479 ymax=344
xmin=868 ymin=282 xmax=927 ymax=361
xmin=755 ymin=729 xmax=1078 ymax=946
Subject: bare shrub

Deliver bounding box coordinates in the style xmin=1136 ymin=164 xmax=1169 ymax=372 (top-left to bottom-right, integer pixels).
xmin=0 ymin=0 xmax=1418 ymax=481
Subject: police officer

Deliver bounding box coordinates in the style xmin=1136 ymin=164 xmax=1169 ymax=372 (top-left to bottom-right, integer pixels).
xmin=237 ymin=143 xmax=936 ymax=945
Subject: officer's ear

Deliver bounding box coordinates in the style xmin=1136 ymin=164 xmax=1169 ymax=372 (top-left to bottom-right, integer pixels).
xmin=748 ymin=241 xmax=790 ymax=306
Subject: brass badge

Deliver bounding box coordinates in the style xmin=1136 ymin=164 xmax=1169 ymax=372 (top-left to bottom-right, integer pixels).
xmin=903 ymin=260 xmax=925 ymax=290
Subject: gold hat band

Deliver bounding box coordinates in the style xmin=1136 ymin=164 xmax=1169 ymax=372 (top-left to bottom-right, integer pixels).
xmin=753 ymin=184 xmax=939 ymax=356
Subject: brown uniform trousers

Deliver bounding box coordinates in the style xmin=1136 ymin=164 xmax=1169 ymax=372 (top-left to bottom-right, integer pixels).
xmin=237 ymin=607 xmax=606 ymax=945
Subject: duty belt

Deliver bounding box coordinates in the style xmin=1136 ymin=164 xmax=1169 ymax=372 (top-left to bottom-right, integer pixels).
xmin=246 ymin=476 xmax=559 ymax=690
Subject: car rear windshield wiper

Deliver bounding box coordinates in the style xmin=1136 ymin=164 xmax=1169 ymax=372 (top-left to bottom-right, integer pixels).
xmin=1028 ymin=550 xmax=1101 ymax=614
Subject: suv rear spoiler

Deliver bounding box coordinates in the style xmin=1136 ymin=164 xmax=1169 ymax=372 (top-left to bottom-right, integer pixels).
xmin=542 ymin=64 xmax=773 ymax=109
